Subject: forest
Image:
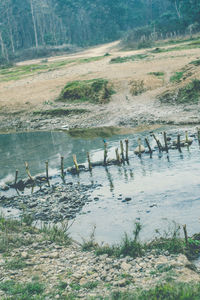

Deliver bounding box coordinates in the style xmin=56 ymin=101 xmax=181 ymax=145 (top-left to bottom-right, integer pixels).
xmin=0 ymin=0 xmax=200 ymax=63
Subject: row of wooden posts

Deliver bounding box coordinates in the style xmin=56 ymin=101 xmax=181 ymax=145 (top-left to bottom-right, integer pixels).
xmin=12 ymin=129 xmax=200 ymax=189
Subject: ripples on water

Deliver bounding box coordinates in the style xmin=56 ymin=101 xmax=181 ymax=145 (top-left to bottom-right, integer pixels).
xmin=0 ymin=127 xmax=200 ymax=243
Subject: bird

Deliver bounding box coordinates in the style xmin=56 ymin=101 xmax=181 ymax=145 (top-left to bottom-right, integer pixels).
xmin=134 ymin=138 xmax=145 ymax=155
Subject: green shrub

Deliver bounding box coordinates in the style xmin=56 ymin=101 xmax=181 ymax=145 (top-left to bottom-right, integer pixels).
xmin=57 ymin=79 xmax=114 ymax=104
xmin=170 ymin=71 xmax=184 ymax=83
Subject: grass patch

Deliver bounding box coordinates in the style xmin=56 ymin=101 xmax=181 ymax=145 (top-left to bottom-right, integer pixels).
xmin=33 ymin=108 xmax=89 ymax=117
xmin=111 ymin=282 xmax=200 ymax=300
xmin=150 ymin=41 xmax=200 ymax=54
xmin=148 ymin=71 xmax=164 ymax=77
xmin=40 ymin=222 xmax=71 ymax=246
xmin=159 ymin=79 xmax=200 ymax=104
xmin=110 ymin=54 xmax=148 ymax=64
xmin=57 ymin=79 xmax=115 ymax=104
xmin=4 ymin=257 xmax=27 ymax=270
xmin=0 ymin=56 xmax=104 ymax=82
xmin=67 ymin=126 xmax=123 ymax=139
xmin=0 ymin=280 xmax=45 ymax=299
xmin=82 ymin=222 xmax=200 ymax=260
xmin=129 ymin=80 xmax=146 ymax=96
xmin=82 ymin=281 xmax=99 ymax=290
xmin=189 ymin=59 xmax=200 ymax=66
xmin=170 ymin=71 xmax=184 ymax=83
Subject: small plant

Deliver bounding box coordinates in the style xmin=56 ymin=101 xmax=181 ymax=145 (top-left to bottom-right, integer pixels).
xmin=82 ymin=225 xmax=97 ymax=251
xmin=82 ymin=281 xmax=99 ymax=290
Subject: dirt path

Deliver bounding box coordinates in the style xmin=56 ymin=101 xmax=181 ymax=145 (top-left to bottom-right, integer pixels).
xmin=0 ymin=40 xmax=200 ymax=132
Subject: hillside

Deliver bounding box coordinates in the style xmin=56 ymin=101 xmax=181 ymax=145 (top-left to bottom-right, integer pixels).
xmin=0 ymin=37 xmax=200 ymax=133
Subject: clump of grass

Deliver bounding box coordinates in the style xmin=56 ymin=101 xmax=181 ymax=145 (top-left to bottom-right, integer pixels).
xmin=67 ymin=126 xmax=122 ymax=139
xmin=57 ymin=79 xmax=114 ymax=104
xmin=159 ymin=79 xmax=200 ymax=104
xmin=33 ymin=108 xmax=89 ymax=116
xmin=82 ymin=281 xmax=99 ymax=290
xmin=40 ymin=221 xmax=71 ymax=246
xmin=189 ymin=59 xmax=200 ymax=66
xmin=0 ymin=280 xmax=45 ymax=298
xmin=4 ymin=257 xmax=27 ymax=270
xmin=170 ymin=71 xmax=184 ymax=83
xmin=129 ymin=80 xmax=146 ymax=96
xmin=111 ymin=282 xmax=200 ymax=300
xmin=148 ymin=71 xmax=164 ymax=77
xmin=82 ymin=222 xmax=200 ymax=260
xmin=110 ymin=54 xmax=148 ymax=64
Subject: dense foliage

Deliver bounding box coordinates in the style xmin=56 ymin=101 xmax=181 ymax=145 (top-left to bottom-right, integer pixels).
xmin=0 ymin=0 xmax=200 ymax=63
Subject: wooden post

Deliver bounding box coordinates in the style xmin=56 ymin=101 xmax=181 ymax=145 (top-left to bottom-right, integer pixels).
xmin=152 ymin=134 xmax=162 ymax=152
xmin=104 ymin=142 xmax=108 ymax=165
xmin=87 ymin=152 xmax=92 ymax=171
xmin=14 ymin=169 xmax=18 ymax=185
xmin=125 ymin=139 xmax=129 ymax=161
xmin=25 ymin=162 xmax=34 ymax=181
xmin=163 ymin=132 xmax=168 ymax=153
xmin=197 ymin=128 xmax=200 ymax=144
xmin=177 ymin=134 xmax=182 ymax=152
xmin=183 ymin=224 xmax=188 ymax=246
xmin=73 ymin=154 xmax=79 ymax=173
xmin=185 ymin=131 xmax=189 ymax=144
xmin=138 ymin=138 xmax=142 ymax=156
xmin=145 ymin=138 xmax=152 ymax=154
xmin=115 ymin=148 xmax=121 ymax=163
xmin=45 ymin=161 xmax=50 ymax=186
xmin=120 ymin=140 xmax=125 ymax=161
xmin=61 ymin=156 xmax=64 ymax=178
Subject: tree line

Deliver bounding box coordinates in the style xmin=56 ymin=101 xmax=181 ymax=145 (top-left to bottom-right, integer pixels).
xmin=0 ymin=0 xmax=200 ymax=63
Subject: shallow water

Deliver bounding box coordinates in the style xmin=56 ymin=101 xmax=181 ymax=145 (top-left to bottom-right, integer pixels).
xmin=1 ymin=127 xmax=200 ymax=243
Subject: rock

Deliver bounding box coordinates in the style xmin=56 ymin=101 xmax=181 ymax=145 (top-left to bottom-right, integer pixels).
xmin=49 ymin=252 xmax=59 ymax=259
xmin=80 ymin=278 xmax=87 ymax=285
xmin=21 ymin=252 xmax=28 ymax=259
xmin=121 ymin=262 xmax=132 ymax=271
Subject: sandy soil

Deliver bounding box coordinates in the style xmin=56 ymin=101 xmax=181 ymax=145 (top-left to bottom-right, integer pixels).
xmin=0 ymin=40 xmax=200 ymax=132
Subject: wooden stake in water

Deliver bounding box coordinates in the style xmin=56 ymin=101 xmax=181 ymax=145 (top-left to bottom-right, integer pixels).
xmin=183 ymin=224 xmax=188 ymax=246
xmin=120 ymin=140 xmax=125 ymax=161
xmin=163 ymin=132 xmax=168 ymax=153
xmin=145 ymin=138 xmax=152 ymax=154
xmin=87 ymin=152 xmax=92 ymax=171
xmin=197 ymin=128 xmax=200 ymax=145
xmin=115 ymin=148 xmax=121 ymax=163
xmin=153 ymin=134 xmax=162 ymax=152
xmin=104 ymin=142 xmax=108 ymax=165
xmin=125 ymin=139 xmax=129 ymax=161
xmin=177 ymin=134 xmax=182 ymax=152
xmin=45 ymin=161 xmax=50 ymax=186
xmin=73 ymin=154 xmax=79 ymax=173
xmin=25 ymin=162 xmax=34 ymax=181
xmin=61 ymin=156 xmax=64 ymax=178
xmin=14 ymin=169 xmax=18 ymax=186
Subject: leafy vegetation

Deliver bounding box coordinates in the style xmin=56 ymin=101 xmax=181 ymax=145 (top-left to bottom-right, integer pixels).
xmin=57 ymin=79 xmax=115 ymax=104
